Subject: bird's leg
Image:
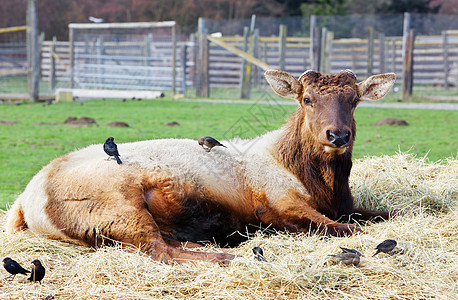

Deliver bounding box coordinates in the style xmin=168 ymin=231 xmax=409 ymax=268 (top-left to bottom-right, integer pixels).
xmin=4 ymin=274 xmax=14 ymax=281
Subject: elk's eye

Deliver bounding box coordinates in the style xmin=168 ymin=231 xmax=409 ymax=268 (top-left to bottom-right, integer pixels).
xmin=351 ymin=96 xmax=359 ymax=108
xmin=303 ymin=97 xmax=312 ymax=106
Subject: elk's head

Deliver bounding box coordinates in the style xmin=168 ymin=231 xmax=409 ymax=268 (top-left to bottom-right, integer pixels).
xmin=265 ymin=69 xmax=395 ymax=155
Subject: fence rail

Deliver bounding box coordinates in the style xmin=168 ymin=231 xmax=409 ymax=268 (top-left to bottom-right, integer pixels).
xmin=38 ymin=23 xmax=458 ymax=97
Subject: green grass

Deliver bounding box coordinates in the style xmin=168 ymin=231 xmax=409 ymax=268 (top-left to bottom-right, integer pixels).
xmin=0 ymin=98 xmax=456 ymax=209
xmin=0 ymin=75 xmax=53 ymax=95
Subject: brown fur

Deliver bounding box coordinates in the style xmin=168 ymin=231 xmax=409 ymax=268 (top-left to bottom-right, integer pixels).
xmin=273 ymin=71 xmax=389 ymax=224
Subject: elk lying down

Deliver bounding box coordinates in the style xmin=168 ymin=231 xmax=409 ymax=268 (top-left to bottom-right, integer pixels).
xmin=5 ymin=69 xmax=396 ymax=264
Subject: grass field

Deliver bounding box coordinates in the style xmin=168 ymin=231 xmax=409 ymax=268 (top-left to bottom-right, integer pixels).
xmin=0 ymin=98 xmax=456 ymax=209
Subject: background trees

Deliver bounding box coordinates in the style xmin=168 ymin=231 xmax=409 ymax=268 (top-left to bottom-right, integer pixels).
xmin=0 ymin=0 xmax=452 ymax=39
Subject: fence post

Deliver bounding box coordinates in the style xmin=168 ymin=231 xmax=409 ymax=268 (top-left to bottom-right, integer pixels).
xmin=69 ymin=26 xmax=74 ymax=88
xmin=201 ymin=32 xmax=209 ymax=98
xmin=144 ymin=33 xmax=152 ymax=85
xmin=252 ymin=29 xmax=260 ymax=88
xmin=239 ymin=26 xmax=250 ymax=99
xmin=351 ymin=46 xmax=356 ymax=71
xmin=402 ymin=29 xmax=415 ymax=100
xmin=309 ymin=15 xmax=316 ymax=70
xmin=278 ymin=24 xmax=287 ymax=70
xmin=171 ymin=23 xmax=176 ymax=96
xmin=196 ymin=18 xmax=206 ymax=97
xmin=401 ymin=12 xmax=411 ymax=98
xmin=456 ymin=45 xmax=458 ymax=94
xmin=144 ymin=34 xmax=152 ymax=65
xmin=320 ymin=28 xmax=333 ymax=74
xmin=379 ymin=33 xmax=385 ymax=73
xmin=367 ymin=27 xmax=374 ymax=77
xmin=27 ymin=0 xmax=39 ymax=102
xmin=442 ymin=31 xmax=449 ymax=90
xmin=189 ymin=33 xmax=197 ymax=90
xmin=310 ymin=17 xmax=322 ymax=71
xmin=96 ymin=37 xmax=104 ymax=88
xmin=180 ymin=44 xmax=187 ymax=95
xmin=49 ymin=36 xmax=56 ymax=91
xmin=238 ymin=15 xmax=256 ymax=99
xmin=391 ymin=39 xmax=396 ymax=73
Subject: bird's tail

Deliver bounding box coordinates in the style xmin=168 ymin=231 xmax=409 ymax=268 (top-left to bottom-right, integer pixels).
xmin=372 ymin=250 xmax=381 ymax=257
xmin=115 ymin=155 xmax=123 ymax=164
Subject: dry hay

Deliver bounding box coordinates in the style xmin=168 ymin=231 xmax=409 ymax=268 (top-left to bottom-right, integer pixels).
xmin=1 ymin=153 xmax=457 ymax=299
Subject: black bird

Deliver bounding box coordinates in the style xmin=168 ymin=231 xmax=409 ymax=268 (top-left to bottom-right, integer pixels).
xmin=28 ymin=259 xmax=45 ymax=283
xmin=103 ymin=137 xmax=122 ymax=164
xmin=373 ymin=239 xmax=397 ymax=256
xmin=252 ymin=247 xmax=268 ymax=262
xmin=340 ymin=247 xmax=364 ymax=257
xmin=329 ymin=252 xmax=360 ymax=266
xmin=3 ymin=257 xmax=30 ymax=280
xmin=198 ymin=136 xmax=227 ymax=152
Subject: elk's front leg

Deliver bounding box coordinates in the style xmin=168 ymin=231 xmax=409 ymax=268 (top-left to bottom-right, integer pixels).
xmin=256 ymin=191 xmax=363 ymax=236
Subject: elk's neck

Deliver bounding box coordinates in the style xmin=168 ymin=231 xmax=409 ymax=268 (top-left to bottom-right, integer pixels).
xmin=274 ymin=109 xmax=354 ymax=219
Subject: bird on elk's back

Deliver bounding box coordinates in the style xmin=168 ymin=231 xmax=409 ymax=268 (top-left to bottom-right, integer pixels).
xmin=198 ymin=136 xmax=227 ymax=152
xmin=373 ymin=239 xmax=397 ymax=256
xmin=103 ymin=137 xmax=122 ymax=164
xmin=3 ymin=257 xmax=30 ymax=280
xmin=28 ymin=259 xmax=45 ymax=283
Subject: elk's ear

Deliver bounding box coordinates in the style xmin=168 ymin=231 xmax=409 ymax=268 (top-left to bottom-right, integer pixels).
xmin=265 ymin=70 xmax=302 ymax=100
xmin=357 ymin=73 xmax=396 ymax=101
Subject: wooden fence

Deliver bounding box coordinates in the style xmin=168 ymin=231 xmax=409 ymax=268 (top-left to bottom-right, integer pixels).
xmin=205 ymin=31 xmax=458 ymax=88
xmin=40 ymin=29 xmax=458 ymax=96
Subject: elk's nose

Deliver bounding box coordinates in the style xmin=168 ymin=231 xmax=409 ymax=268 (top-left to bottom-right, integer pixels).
xmin=326 ymin=130 xmax=351 ymax=147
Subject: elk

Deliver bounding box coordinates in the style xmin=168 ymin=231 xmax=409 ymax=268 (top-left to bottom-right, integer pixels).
xmin=5 ymin=69 xmax=396 ymax=264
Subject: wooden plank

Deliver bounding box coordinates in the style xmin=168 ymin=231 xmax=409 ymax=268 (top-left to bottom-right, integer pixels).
xmin=171 ymin=24 xmax=176 ymax=96
xmin=27 ymin=0 xmax=39 ymax=102
xmin=207 ymin=36 xmax=274 ymax=71
xmin=442 ymin=31 xmax=449 ymax=89
xmin=402 ymin=29 xmax=415 ymax=100
xmin=367 ymin=27 xmax=374 ymax=76
xmin=56 ymin=88 xmax=163 ymax=100
xmin=311 ymin=26 xmax=322 ymax=71
xmin=196 ymin=17 xmax=205 ymax=97
xmin=49 ymin=36 xmax=56 ymax=90
xmin=202 ymin=32 xmax=209 ymax=97
xmin=278 ymin=24 xmax=287 ymax=70
xmin=69 ymin=21 xmax=175 ymax=29
xmin=379 ymin=33 xmax=385 ymax=73
xmin=239 ymin=26 xmax=249 ymax=99
xmin=0 ymin=25 xmax=28 ymax=33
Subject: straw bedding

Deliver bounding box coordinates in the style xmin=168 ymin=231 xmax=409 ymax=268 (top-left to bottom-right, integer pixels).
xmin=1 ymin=153 xmax=457 ymax=299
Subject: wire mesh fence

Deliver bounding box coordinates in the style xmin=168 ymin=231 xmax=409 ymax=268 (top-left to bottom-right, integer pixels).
xmin=0 ymin=26 xmax=28 ymax=98
xmin=67 ymin=21 xmax=184 ymax=94
xmin=2 ymin=13 xmax=458 ymax=101
xmin=205 ymin=14 xmax=458 ymax=39
xmin=202 ymin=13 xmax=458 ymax=97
